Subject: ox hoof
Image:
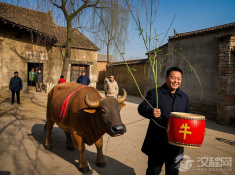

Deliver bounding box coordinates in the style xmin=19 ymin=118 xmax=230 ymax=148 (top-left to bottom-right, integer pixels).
xmin=67 ymin=146 xmax=75 ymax=151
xmin=45 ymin=145 xmax=52 ymax=150
xmin=96 ymin=162 xmax=106 ymax=168
xmin=78 ymin=167 xmax=89 ymax=173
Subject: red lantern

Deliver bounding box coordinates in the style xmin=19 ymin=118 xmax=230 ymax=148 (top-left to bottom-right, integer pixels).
xmin=167 ymin=112 xmax=206 ymax=148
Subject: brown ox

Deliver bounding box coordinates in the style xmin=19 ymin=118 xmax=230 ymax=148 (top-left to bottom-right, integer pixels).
xmin=45 ymin=82 xmax=127 ymax=173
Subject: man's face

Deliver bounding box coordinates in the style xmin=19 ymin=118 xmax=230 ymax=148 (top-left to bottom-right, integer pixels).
xmin=32 ymin=69 xmax=34 ymax=72
xmin=165 ymin=71 xmax=182 ymax=93
xmin=110 ymin=77 xmax=114 ymax=82
xmin=81 ymin=72 xmax=85 ymax=76
xmin=14 ymin=73 xmax=18 ymax=77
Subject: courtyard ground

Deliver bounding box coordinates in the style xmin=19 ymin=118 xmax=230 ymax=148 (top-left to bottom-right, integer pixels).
xmin=0 ymin=89 xmax=234 ymax=175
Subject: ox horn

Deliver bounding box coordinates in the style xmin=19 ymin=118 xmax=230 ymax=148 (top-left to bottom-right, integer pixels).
xmin=85 ymin=93 xmax=99 ymax=108
xmin=117 ymin=89 xmax=127 ymax=104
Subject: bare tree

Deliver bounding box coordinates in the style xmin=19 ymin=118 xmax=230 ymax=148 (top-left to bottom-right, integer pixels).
xmin=47 ymin=0 xmax=125 ymax=78
xmin=5 ymin=0 xmax=130 ymax=79
xmin=5 ymin=0 xmax=160 ymax=79
xmin=95 ymin=1 xmax=129 ymax=66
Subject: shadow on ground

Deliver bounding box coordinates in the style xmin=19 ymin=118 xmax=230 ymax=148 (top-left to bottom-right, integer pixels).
xmin=31 ymin=124 xmax=135 ymax=175
xmin=206 ymin=119 xmax=235 ymax=135
xmin=215 ymin=138 xmax=235 ymax=146
xmin=0 ymin=171 xmax=11 ymax=175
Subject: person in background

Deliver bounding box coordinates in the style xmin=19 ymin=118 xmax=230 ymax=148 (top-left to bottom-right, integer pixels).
xmin=35 ymin=67 xmax=38 ymax=74
xmin=9 ymin=71 xmax=22 ymax=105
xmin=58 ymin=75 xmax=66 ymax=84
xmin=35 ymin=70 xmax=43 ymax=92
xmin=104 ymin=75 xmax=119 ymax=97
xmin=29 ymin=68 xmax=35 ymax=86
xmin=76 ymin=71 xmax=90 ymax=86
xmin=33 ymin=67 xmax=38 ymax=86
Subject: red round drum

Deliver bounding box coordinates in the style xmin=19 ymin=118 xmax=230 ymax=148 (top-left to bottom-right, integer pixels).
xmin=167 ymin=112 xmax=206 ymax=148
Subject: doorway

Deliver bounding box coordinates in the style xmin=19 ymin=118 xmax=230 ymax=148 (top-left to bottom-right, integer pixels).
xmin=27 ymin=63 xmax=44 ymax=86
xmin=70 ymin=64 xmax=89 ymax=82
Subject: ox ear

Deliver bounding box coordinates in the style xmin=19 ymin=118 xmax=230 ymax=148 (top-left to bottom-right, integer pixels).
xmin=83 ymin=109 xmax=96 ymax=113
xmin=120 ymin=103 xmax=126 ymax=109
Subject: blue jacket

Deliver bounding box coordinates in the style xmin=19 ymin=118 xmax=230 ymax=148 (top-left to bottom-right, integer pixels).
xmin=76 ymin=75 xmax=90 ymax=86
xmin=138 ymin=83 xmax=190 ymax=163
xmin=9 ymin=76 xmax=23 ymax=91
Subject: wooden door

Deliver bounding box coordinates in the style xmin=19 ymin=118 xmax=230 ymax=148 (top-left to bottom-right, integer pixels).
xmin=70 ymin=65 xmax=88 ymax=82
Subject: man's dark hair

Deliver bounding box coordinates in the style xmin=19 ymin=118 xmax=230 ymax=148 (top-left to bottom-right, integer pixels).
xmin=166 ymin=67 xmax=183 ymax=77
xmin=81 ymin=71 xmax=85 ymax=73
xmin=60 ymin=75 xmax=64 ymax=78
xmin=14 ymin=71 xmax=18 ymax=74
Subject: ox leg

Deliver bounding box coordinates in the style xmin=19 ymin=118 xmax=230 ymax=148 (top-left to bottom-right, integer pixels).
xmin=64 ymin=131 xmax=75 ymax=151
xmin=95 ymin=136 xmax=106 ymax=168
xmin=72 ymin=130 xmax=89 ymax=173
xmin=45 ymin=118 xmax=54 ymax=150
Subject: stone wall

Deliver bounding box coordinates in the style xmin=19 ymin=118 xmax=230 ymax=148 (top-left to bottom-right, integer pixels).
xmin=106 ymin=61 xmax=148 ymax=96
xmin=148 ymin=34 xmax=220 ymax=119
xmin=0 ymin=23 xmax=97 ymax=92
xmin=69 ymin=48 xmax=98 ymax=87
xmin=148 ymin=31 xmax=235 ymax=122
xmin=217 ymin=36 xmax=235 ymax=124
xmin=0 ymin=24 xmax=50 ymax=91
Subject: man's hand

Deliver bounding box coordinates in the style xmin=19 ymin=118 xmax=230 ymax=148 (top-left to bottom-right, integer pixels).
xmin=152 ymin=108 xmax=161 ymax=118
xmin=9 ymin=89 xmax=11 ymax=91
xmin=20 ymin=89 xmax=22 ymax=91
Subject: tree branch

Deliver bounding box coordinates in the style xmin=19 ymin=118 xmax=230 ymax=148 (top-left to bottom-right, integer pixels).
xmin=49 ymin=0 xmax=62 ymax=9
xmin=71 ymin=0 xmax=76 ymax=14
xmin=60 ymin=0 xmax=69 ymax=20
xmin=70 ymin=0 xmax=99 ymax=19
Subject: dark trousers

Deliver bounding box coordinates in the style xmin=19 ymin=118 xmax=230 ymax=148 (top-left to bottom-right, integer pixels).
xmin=12 ymin=91 xmax=20 ymax=104
xmin=146 ymin=156 xmax=180 ymax=175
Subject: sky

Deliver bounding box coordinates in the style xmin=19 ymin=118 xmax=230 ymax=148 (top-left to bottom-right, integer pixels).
xmin=102 ymin=0 xmax=235 ymax=61
xmin=1 ymin=0 xmax=235 ymax=61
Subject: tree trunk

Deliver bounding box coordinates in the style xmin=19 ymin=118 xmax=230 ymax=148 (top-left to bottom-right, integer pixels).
xmin=107 ymin=41 xmax=110 ymax=65
xmin=62 ymin=19 xmax=72 ymax=80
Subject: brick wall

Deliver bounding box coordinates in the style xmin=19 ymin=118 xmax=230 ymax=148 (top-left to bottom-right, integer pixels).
xmin=217 ymin=36 xmax=235 ymax=124
xmin=106 ymin=62 xmax=148 ymax=96
xmin=97 ymin=62 xmax=107 ymax=82
xmin=190 ymin=103 xmax=217 ymax=120
xmin=96 ymin=62 xmax=107 ymax=90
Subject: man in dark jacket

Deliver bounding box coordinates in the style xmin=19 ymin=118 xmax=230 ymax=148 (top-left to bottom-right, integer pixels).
xmin=138 ymin=67 xmax=190 ymax=175
xmin=9 ymin=71 xmax=23 ymax=105
xmin=35 ymin=70 xmax=43 ymax=92
xmin=76 ymin=71 xmax=90 ymax=86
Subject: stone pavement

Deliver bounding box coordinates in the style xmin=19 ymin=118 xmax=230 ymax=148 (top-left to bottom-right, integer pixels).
xmin=0 ymin=90 xmax=235 ymax=175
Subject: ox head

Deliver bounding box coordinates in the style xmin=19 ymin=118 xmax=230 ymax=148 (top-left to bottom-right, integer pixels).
xmin=84 ymin=89 xmax=127 ymax=137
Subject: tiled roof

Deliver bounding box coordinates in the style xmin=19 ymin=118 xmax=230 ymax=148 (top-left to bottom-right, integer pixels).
xmin=108 ymin=58 xmax=148 ymax=66
xmin=169 ymin=22 xmax=235 ymax=40
xmin=146 ymin=43 xmax=168 ymax=55
xmin=0 ymin=1 xmax=99 ymax=51
xmin=0 ymin=1 xmax=57 ymax=38
xmin=55 ymin=26 xmax=99 ymax=51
